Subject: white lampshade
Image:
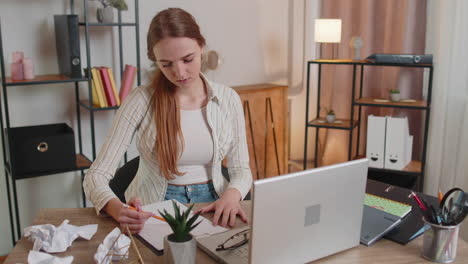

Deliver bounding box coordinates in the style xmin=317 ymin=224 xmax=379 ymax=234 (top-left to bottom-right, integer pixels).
xmin=315 ymin=19 xmax=342 ymax=43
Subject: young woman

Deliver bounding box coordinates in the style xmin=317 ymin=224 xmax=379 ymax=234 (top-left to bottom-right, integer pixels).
xmin=83 ymin=8 xmax=252 ymax=234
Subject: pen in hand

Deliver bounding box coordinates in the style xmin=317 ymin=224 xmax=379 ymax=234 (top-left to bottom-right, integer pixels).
xmin=123 ymin=204 xmax=167 ymax=222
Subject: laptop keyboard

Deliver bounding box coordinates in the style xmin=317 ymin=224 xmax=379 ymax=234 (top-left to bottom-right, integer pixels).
xmin=232 ymin=246 xmax=249 ymax=263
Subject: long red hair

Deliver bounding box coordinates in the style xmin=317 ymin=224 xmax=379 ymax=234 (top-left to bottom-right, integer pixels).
xmin=147 ymin=8 xmax=206 ymax=180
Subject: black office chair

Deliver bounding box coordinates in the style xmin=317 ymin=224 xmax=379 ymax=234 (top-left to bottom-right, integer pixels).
xmin=109 ymin=156 xmax=140 ymax=203
xmin=109 ymin=156 xmax=250 ymax=203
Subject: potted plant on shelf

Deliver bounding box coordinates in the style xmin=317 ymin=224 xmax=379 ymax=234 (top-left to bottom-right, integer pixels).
xmin=322 ymin=108 xmax=336 ymax=123
xmin=159 ymin=201 xmax=202 ymax=264
xmin=91 ymin=0 xmax=128 ymax=23
xmin=389 ymin=89 xmax=401 ymax=102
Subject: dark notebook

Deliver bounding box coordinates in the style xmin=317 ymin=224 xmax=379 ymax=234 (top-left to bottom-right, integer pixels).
xmin=54 ymin=15 xmax=82 ymax=78
xmin=366 ymin=179 xmax=439 ymax=244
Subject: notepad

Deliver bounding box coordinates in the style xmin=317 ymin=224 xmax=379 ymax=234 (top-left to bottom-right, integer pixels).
xmin=138 ymin=200 xmax=228 ymax=252
xmin=364 ymin=193 xmax=412 ymax=218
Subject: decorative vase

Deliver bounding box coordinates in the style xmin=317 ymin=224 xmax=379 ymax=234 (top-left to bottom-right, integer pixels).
xmin=326 ymin=114 xmax=336 ymax=123
xmin=390 ymin=93 xmax=401 ymax=102
xmin=97 ymin=6 xmax=114 ymax=23
xmin=163 ymin=234 xmax=196 ymax=264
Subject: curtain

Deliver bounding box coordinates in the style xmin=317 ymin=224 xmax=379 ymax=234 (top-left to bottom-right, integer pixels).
xmin=425 ymin=0 xmax=468 ymax=242
xmin=316 ymin=0 xmax=427 ymax=167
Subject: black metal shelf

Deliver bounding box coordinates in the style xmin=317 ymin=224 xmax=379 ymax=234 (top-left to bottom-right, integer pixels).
xmin=79 ymin=100 xmax=120 ymax=111
xmin=354 ymin=155 xmax=423 ymax=176
xmin=2 ymin=74 xmax=87 ymax=86
xmin=369 ymin=167 xmax=422 ymax=177
xmin=6 ymin=153 xmax=92 ymax=179
xmin=0 ymin=0 xmax=142 ymax=245
xmin=309 ymin=59 xmax=433 ymax=68
xmin=353 ymin=97 xmax=429 ymax=110
xmin=303 ymin=59 xmax=433 ymax=193
xmin=79 ymin=22 xmax=136 ymax=27
xmin=307 ymin=118 xmax=358 ymax=130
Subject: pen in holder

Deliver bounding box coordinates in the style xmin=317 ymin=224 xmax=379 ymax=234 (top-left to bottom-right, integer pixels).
xmin=411 ymin=189 xmax=467 ymax=263
xmin=421 ymin=217 xmax=459 ymax=263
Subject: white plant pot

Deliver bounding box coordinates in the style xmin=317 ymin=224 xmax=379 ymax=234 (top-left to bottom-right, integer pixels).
xmin=326 ymin=114 xmax=336 ymax=123
xmin=163 ymin=234 xmax=196 ymax=264
xmin=390 ymin=93 xmax=401 ymax=102
xmin=97 ymin=6 xmax=114 ymax=23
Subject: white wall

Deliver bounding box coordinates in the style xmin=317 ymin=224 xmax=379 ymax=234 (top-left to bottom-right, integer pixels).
xmin=287 ymin=0 xmax=320 ymax=164
xmin=0 ymin=0 xmax=289 ymax=254
xmin=424 ymin=0 xmax=468 ymax=242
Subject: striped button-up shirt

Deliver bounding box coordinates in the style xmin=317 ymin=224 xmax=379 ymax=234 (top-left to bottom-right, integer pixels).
xmin=83 ymin=74 xmax=253 ymax=214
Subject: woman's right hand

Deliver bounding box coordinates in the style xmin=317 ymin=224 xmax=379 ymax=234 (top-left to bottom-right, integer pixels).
xmin=104 ymin=197 xmax=154 ymax=234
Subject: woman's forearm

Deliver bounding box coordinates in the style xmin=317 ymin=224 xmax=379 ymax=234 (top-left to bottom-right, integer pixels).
xmin=103 ymin=198 xmax=124 ymax=220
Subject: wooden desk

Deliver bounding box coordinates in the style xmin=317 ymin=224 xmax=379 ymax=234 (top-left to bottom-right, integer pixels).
xmin=5 ymin=202 xmax=468 ymax=264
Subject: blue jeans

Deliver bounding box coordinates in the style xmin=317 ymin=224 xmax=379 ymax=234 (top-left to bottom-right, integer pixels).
xmin=164 ymin=182 xmax=219 ymax=203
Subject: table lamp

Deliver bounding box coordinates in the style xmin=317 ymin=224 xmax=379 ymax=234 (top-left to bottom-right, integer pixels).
xmin=315 ymin=19 xmax=342 ymax=59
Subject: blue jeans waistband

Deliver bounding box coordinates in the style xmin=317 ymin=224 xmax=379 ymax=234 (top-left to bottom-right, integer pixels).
xmin=165 ymin=182 xmax=218 ymax=203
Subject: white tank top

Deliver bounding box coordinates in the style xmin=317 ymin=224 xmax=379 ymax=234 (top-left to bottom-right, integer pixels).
xmin=168 ymin=106 xmax=214 ymax=185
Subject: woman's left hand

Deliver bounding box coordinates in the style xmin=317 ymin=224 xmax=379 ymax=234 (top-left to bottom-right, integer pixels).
xmin=196 ymin=188 xmax=248 ymax=227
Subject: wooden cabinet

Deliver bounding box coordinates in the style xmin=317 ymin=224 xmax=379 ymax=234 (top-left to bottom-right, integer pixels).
xmin=232 ymin=84 xmax=288 ymax=180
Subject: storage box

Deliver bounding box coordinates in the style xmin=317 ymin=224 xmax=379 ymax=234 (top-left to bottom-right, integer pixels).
xmin=6 ymin=123 xmax=76 ymax=179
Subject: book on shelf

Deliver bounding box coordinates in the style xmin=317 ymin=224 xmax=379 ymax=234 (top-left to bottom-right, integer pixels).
xmin=120 ymin=64 xmax=137 ymax=102
xmin=83 ymin=68 xmax=100 ymax=107
xmin=106 ymin=68 xmax=121 ymax=106
xmin=90 ymin=78 xmax=100 ymax=107
xmin=90 ymin=68 xmax=107 ymax=107
xmin=86 ymin=65 xmax=134 ymax=108
xmin=98 ymin=67 xmax=117 ymax=107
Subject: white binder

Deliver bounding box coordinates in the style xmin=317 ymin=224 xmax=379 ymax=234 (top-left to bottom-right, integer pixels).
xmin=366 ymin=115 xmax=386 ymax=168
xmin=406 ymin=135 xmax=413 ymax=165
xmin=384 ymin=117 xmax=412 ymax=170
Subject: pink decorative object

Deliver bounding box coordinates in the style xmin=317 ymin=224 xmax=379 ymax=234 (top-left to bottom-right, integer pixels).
xmin=23 ymin=58 xmax=35 ymax=79
xmin=119 ymin=64 xmax=137 ymax=102
xmin=11 ymin=62 xmax=24 ymax=80
xmin=12 ymin=51 xmax=24 ymax=63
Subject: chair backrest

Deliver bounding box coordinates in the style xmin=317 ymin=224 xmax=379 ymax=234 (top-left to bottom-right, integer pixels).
xmin=109 ymin=156 xmax=140 ymax=203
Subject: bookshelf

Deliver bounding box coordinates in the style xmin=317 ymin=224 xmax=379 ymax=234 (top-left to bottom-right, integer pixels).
xmin=0 ymin=0 xmax=141 ymax=244
xmin=303 ymin=59 xmax=433 ymax=192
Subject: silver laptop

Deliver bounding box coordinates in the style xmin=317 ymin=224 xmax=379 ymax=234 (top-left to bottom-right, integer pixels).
xmin=197 ymin=159 xmax=368 ymax=264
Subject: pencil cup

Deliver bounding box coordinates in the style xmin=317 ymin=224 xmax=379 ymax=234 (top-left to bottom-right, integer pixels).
xmin=422 ymin=218 xmax=460 ymax=263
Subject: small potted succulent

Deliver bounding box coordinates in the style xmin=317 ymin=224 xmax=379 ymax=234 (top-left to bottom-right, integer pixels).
xmin=323 ymin=108 xmax=336 ymax=123
xmin=91 ymin=0 xmax=128 ymax=23
xmin=389 ymin=89 xmax=401 ymax=102
xmin=159 ymin=201 xmax=202 ymax=264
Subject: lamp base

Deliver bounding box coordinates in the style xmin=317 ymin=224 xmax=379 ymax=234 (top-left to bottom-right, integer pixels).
xmin=317 ymin=43 xmax=339 ymax=60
